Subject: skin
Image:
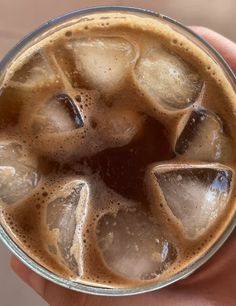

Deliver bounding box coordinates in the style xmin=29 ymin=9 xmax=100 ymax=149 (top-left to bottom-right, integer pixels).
xmin=10 ymin=27 xmax=236 ymax=306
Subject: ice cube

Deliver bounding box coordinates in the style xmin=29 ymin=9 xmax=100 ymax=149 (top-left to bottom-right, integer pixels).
xmin=32 ymin=93 xmax=83 ymax=134
xmin=99 ymin=108 xmax=144 ymax=146
xmin=51 ymin=42 xmax=80 ymax=88
xmin=47 ymin=180 xmax=89 ymax=272
xmin=149 ymin=163 xmax=232 ymax=239
xmin=71 ymin=37 xmax=137 ymax=93
xmin=175 ymin=108 xmax=233 ymax=162
xmin=96 ymin=209 xmax=176 ymax=280
xmin=10 ymin=51 xmax=57 ymax=89
xmin=0 ymin=142 xmax=39 ymax=205
xmin=134 ymin=47 xmax=203 ymax=110
xmin=0 ymin=142 xmax=22 ymax=161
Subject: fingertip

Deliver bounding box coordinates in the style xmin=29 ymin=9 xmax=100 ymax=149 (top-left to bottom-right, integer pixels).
xmin=11 ymin=256 xmax=30 ymax=284
xmin=189 ymin=26 xmax=225 ymax=44
xmin=11 ymin=256 xmax=46 ymax=298
xmin=189 ymin=26 xmax=236 ymax=72
xmin=28 ymin=269 xmax=46 ymax=298
xmin=189 ymin=26 xmax=212 ymax=34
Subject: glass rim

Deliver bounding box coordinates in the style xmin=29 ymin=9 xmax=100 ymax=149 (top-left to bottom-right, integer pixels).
xmin=0 ymin=5 xmax=235 ymax=296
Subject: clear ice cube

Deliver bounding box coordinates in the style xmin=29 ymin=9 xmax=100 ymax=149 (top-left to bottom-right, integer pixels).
xmin=96 ymin=209 xmax=176 ymax=280
xmin=71 ymin=37 xmax=136 ymax=93
xmin=0 ymin=142 xmax=22 ymax=161
xmin=47 ymin=180 xmax=89 ymax=272
xmin=99 ymin=108 xmax=144 ymax=146
xmin=150 ymin=163 xmax=232 ymax=239
xmin=32 ymin=93 xmax=83 ymax=134
xmin=175 ymin=108 xmax=233 ymax=162
xmin=10 ymin=51 xmax=57 ymax=89
xmin=134 ymin=47 xmax=203 ymax=110
xmin=0 ymin=142 xmax=39 ymax=205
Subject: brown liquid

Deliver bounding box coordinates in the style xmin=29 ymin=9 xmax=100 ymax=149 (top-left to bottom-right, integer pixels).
xmin=79 ymin=116 xmax=174 ymax=202
xmin=0 ymin=11 xmax=236 ymax=288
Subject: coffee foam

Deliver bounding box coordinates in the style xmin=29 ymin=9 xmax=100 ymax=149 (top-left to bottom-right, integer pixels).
xmin=0 ymin=11 xmax=235 ymax=288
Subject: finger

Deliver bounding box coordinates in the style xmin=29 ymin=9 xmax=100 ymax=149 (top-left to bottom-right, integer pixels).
xmin=11 ymin=256 xmax=150 ymax=306
xmin=174 ymin=229 xmax=236 ymax=306
xmin=178 ymin=228 xmax=236 ymax=285
xmin=11 ymin=257 xmax=89 ymax=306
xmin=190 ymin=26 xmax=236 ymax=72
xmin=11 ymin=257 xmax=83 ymax=306
xmin=11 ymin=256 xmax=46 ymax=298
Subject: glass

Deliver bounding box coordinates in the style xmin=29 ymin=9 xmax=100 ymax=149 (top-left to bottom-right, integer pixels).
xmin=0 ymin=6 xmax=235 ymax=296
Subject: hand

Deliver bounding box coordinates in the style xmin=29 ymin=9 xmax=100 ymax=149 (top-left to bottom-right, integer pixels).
xmin=11 ymin=27 xmax=236 ymax=306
